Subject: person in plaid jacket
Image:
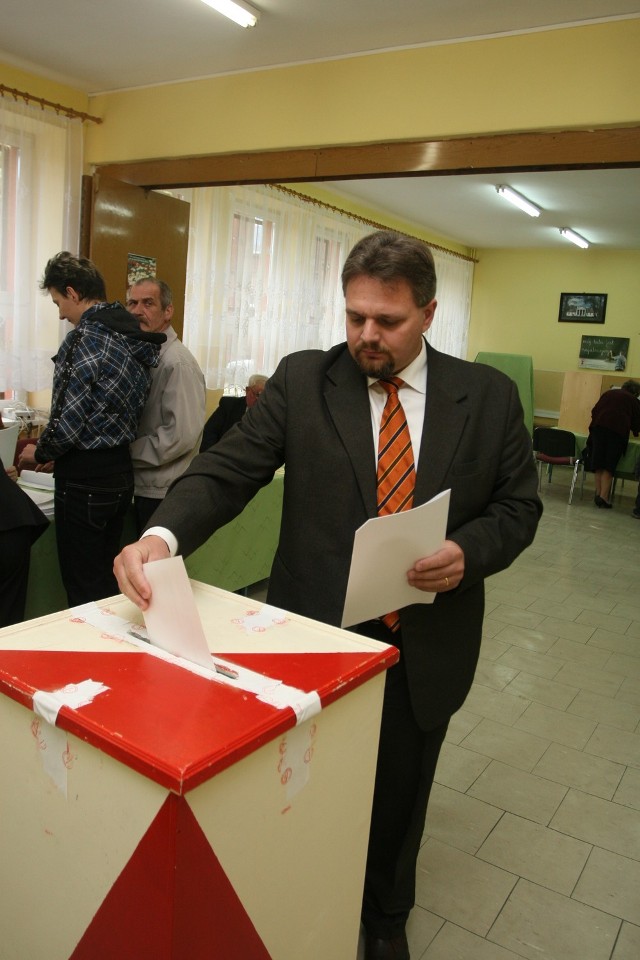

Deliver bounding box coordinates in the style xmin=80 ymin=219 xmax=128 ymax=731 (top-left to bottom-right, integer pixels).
xmin=24 ymin=252 xmax=165 ymax=606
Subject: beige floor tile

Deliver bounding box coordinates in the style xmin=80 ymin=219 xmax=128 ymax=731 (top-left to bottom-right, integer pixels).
xmin=488 ymin=879 xmax=620 ymax=960
xmin=526 ymin=597 xmax=587 ymax=622
xmin=537 ymin=617 xmax=595 ymax=644
xmin=517 ymin=582 xmax=573 ymax=603
xmin=423 ymin=922 xmax=524 ymax=960
xmin=461 ymin=719 xmax=550 ymax=773
xmin=504 ymin=672 xmax=579 ymax=711
xmin=616 ymin=676 xmax=640 ymax=707
xmin=487 ymin=605 xmax=547 ymax=630
xmin=565 ymin=592 xmax=616 ymax=614
xmin=468 ymin=760 xmax=567 ymax=825
xmin=553 ymin=660 xmax=624 ymax=698
xmin=476 ymin=813 xmax=590 ymax=895
xmin=549 ymin=789 xmax=640 ymax=860
xmin=491 ymin=624 xmax=559 ymax=654
xmin=589 ymin=627 xmax=640 ymax=657
xmin=532 ymin=741 xmax=625 ymax=800
xmin=567 ymin=688 xmax=640 ymax=732
xmin=604 ymin=652 xmax=640 ymax=680
xmin=584 ymin=724 xmax=640 ymax=768
xmin=474 ymin=659 xmax=520 ymax=692
xmin=546 ymin=636 xmax=610 ymax=668
xmin=446 ymin=709 xmax=482 ymax=745
xmin=612 ymin=922 xmax=640 ymax=960
xmin=483 ymin=617 xmax=512 ymax=639
xmin=434 ymin=742 xmax=491 ymax=793
xmin=415 ymin=838 xmax=517 ymax=937
xmin=625 ymin=618 xmax=640 ymax=637
xmin=485 ymin=588 xmax=536 ymax=610
xmin=577 ymin=611 xmax=633 ymax=635
xmin=405 ymin=907 xmax=444 ymax=959
xmin=515 ymin=701 xmax=596 ymax=749
xmin=424 ymin=783 xmax=503 ymax=855
xmin=613 ymin=767 xmax=640 ymax=811
xmin=462 ymin=686 xmax=530 ymax=726
xmin=495 ymin=646 xmax=565 ymax=680
xmin=478 ymin=637 xmax=512 ymax=661
xmin=573 ymin=847 xmax=640 ymax=924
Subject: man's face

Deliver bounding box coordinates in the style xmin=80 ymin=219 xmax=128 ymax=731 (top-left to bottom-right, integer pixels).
xmin=49 ymin=286 xmax=86 ymax=326
xmin=245 ymin=382 xmax=266 ymax=408
xmin=345 ymin=275 xmax=436 ymax=378
xmin=126 ymin=281 xmax=173 ymax=333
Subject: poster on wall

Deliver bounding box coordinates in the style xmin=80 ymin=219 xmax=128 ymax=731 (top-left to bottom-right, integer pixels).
xmin=559 ymin=292 xmax=607 ymax=324
xmin=127 ymin=254 xmax=157 ymax=286
xmin=578 ymin=336 xmax=630 ymax=372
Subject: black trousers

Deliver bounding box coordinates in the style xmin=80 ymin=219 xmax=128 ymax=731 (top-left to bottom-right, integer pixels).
xmin=355 ymin=622 xmax=449 ymax=939
xmin=54 ymin=474 xmax=133 ymax=607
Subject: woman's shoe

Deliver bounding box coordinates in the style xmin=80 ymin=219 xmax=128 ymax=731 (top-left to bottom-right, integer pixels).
xmin=595 ymin=496 xmax=612 ymax=509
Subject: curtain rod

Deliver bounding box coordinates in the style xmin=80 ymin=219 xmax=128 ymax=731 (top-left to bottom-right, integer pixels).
xmin=270 ymin=183 xmax=477 ymax=264
xmin=0 ymin=83 xmax=103 ymax=124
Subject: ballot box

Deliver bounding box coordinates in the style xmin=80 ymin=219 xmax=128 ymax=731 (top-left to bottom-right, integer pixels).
xmin=0 ymin=581 xmax=397 ymax=960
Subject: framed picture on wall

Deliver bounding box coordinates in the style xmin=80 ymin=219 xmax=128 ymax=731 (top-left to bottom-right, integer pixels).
xmin=558 ymin=292 xmax=607 ymax=324
xmin=578 ymin=336 xmax=629 ymax=372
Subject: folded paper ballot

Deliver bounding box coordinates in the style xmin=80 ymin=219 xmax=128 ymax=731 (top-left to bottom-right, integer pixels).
xmin=341 ymin=489 xmax=450 ymax=628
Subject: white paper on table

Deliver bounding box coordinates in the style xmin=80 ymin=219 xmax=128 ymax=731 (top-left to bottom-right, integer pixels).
xmin=341 ymin=489 xmax=450 ymax=628
xmin=142 ymin=555 xmax=215 ymax=671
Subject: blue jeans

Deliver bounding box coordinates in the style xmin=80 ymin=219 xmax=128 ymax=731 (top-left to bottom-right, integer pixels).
xmin=54 ymin=474 xmax=133 ymax=606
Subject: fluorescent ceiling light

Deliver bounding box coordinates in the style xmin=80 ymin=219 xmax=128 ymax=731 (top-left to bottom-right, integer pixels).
xmin=495 ymin=185 xmax=541 ymax=218
xmin=200 ymin=0 xmax=259 ymax=28
xmin=559 ymin=227 xmax=589 ymax=249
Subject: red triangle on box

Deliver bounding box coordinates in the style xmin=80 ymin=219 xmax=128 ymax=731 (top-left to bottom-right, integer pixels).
xmin=70 ymin=793 xmax=272 ymax=960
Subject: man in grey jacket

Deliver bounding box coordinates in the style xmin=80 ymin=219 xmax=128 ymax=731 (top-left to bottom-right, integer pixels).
xmin=127 ymin=277 xmax=206 ymax=534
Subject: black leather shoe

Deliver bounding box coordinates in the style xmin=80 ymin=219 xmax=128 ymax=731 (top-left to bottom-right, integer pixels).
xmin=364 ymin=930 xmax=410 ymax=960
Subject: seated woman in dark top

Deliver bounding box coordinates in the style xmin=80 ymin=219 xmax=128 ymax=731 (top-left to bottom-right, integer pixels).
xmin=588 ymin=379 xmax=640 ymax=508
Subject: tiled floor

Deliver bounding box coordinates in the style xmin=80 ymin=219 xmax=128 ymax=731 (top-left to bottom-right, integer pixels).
xmin=408 ymin=471 xmax=640 ymax=960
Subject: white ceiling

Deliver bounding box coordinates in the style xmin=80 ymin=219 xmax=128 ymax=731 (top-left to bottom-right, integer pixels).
xmin=2 ymin=0 xmax=639 ymax=250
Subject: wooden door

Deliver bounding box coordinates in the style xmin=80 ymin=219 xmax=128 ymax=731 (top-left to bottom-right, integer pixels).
xmin=86 ymin=174 xmax=190 ymax=338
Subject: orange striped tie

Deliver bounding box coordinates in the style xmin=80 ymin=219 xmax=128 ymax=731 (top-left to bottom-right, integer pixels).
xmin=377 ymin=377 xmax=415 ymax=632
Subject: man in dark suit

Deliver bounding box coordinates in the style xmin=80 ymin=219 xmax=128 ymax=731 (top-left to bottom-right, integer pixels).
xmin=199 ymin=373 xmax=268 ymax=450
xmin=115 ymin=231 xmax=541 ymax=960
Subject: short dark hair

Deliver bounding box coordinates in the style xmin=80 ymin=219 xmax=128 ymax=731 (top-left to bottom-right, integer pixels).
xmin=341 ymin=230 xmax=437 ymax=307
xmin=128 ymin=276 xmax=173 ymax=311
xmin=40 ymin=252 xmax=106 ymax=301
xmin=622 ymin=379 xmax=640 ymax=397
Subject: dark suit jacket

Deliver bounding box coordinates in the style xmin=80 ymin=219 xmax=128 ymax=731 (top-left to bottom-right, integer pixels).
xmin=200 ymin=396 xmax=247 ymax=451
xmin=153 ymin=341 xmax=542 ymax=730
xmin=0 ymin=457 xmax=49 ymax=539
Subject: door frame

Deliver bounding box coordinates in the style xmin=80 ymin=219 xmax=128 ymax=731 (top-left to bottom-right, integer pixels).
xmin=94 ymin=127 xmax=640 ymax=191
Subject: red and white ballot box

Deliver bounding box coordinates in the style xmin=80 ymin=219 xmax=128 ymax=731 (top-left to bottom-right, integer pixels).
xmin=0 ymin=580 xmax=397 ymax=960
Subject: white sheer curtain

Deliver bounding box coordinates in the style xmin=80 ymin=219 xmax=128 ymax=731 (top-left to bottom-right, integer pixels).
xmin=0 ymin=97 xmax=82 ymax=393
xmin=184 ymin=184 xmax=473 ymax=389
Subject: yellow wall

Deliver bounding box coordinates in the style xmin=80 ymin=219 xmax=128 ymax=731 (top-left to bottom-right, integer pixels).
xmin=83 ymin=19 xmax=640 ymax=164
xmin=1 ymin=62 xmax=89 ymax=114
xmin=469 ymin=247 xmax=640 ymax=411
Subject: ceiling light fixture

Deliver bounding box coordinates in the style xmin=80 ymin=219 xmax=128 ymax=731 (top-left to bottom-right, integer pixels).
xmin=495 ymin=185 xmax=541 ymax=218
xmin=200 ymin=0 xmax=260 ymax=28
xmin=559 ymin=227 xmax=589 ymax=249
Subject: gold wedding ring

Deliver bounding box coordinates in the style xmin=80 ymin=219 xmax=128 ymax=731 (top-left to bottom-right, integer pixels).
xmin=444 ymin=576 xmax=449 ymax=588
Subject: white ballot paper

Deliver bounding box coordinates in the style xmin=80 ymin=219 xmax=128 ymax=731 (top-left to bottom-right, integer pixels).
xmin=142 ymin=555 xmax=214 ymax=670
xmin=341 ymin=489 xmax=450 ymax=629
